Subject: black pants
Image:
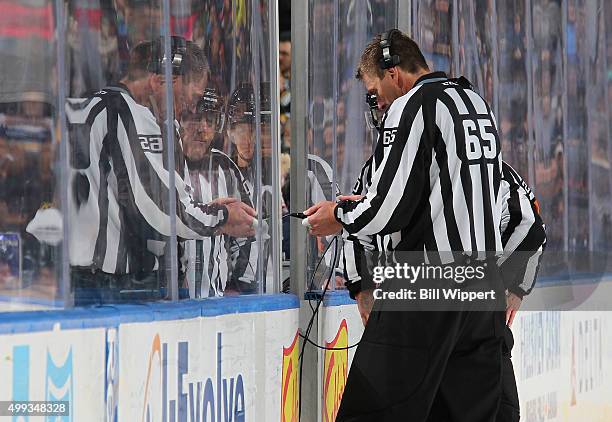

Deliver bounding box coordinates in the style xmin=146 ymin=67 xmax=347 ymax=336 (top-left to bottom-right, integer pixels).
xmin=497 ymin=326 xmax=520 ymax=422
xmin=336 ymin=308 xmax=506 ymax=422
xmin=423 ymin=325 xmax=520 ymax=422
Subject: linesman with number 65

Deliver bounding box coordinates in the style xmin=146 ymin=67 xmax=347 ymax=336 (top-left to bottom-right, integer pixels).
xmin=305 ymin=30 xmax=512 ymax=421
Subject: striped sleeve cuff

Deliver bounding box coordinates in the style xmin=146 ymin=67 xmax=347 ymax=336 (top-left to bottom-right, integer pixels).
xmin=334 ymin=200 xmax=348 ymax=226
xmin=196 ymin=203 xmax=229 ymax=228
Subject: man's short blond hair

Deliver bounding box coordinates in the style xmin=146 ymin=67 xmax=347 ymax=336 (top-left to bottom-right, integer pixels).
xmin=356 ymin=30 xmax=429 ymax=80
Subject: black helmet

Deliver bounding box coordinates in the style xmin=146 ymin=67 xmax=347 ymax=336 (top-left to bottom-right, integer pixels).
xmin=191 ymin=88 xmax=226 ymax=133
xmin=226 ymin=82 xmax=272 ymax=126
xmin=148 ymin=35 xmax=188 ymax=76
xmin=196 ymin=88 xmax=224 ymax=113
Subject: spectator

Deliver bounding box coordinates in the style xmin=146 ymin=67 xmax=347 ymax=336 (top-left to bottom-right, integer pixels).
xmin=279 ymin=31 xmax=292 ymax=153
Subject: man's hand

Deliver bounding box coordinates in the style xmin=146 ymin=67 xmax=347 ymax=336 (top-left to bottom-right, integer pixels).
xmin=506 ymin=292 xmax=522 ymax=327
xmin=220 ymin=201 xmax=257 ymax=237
xmin=304 ymin=201 xmax=342 ymax=236
xmin=356 ymin=289 xmax=375 ymax=327
xmin=211 ymin=197 xmax=238 ymax=206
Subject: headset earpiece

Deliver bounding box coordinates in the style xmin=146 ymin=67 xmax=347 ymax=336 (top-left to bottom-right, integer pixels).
xmin=379 ymin=29 xmax=401 ymax=70
xmin=147 ymin=36 xmax=187 ymax=75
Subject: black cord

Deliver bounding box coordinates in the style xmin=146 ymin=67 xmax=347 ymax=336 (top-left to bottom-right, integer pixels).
xmin=299 ymin=333 xmax=360 ymax=350
xmin=232 ymin=221 xmax=361 ymax=420
xmin=305 ymin=235 xmax=336 ymax=312
xmin=298 ymin=236 xmax=336 ymax=420
xmin=297 ymin=234 xmax=363 ymax=420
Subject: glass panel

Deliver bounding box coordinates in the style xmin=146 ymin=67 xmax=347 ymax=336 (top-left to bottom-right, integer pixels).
xmin=565 ymin=0 xmax=590 ymax=269
xmin=586 ymin=0 xmax=611 ymax=254
xmin=62 ymin=0 xmax=280 ymax=303
xmin=303 ymin=0 xmax=400 ymax=292
xmin=530 ymin=0 xmax=565 ymax=274
xmin=496 ymin=0 xmax=530 ymax=179
xmin=179 ymin=0 xmax=278 ymax=297
xmin=306 ymin=0 xmax=337 ymax=290
xmin=457 ymin=0 xmax=496 ymax=106
xmin=414 ymin=0 xmax=454 ymax=74
xmin=337 ymin=0 xmax=398 ymax=196
xmin=333 ymin=0 xmax=399 ymax=292
xmin=0 ymin=0 xmax=62 ymax=311
xmin=65 ymin=0 xmax=179 ymax=305
xmin=604 ymin=0 xmax=612 ymax=253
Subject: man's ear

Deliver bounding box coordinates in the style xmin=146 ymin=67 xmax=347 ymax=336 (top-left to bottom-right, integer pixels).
xmin=392 ymin=67 xmax=409 ymax=91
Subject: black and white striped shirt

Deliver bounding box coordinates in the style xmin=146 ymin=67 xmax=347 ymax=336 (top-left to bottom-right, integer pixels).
xmin=235 ymin=158 xmax=275 ymax=291
xmin=336 ymin=72 xmax=504 ymax=253
xmin=183 ymin=149 xmax=257 ymax=297
xmin=66 ymin=85 xmax=227 ymax=275
xmin=339 ymin=74 xmax=546 ymax=298
xmin=341 ymin=157 xmax=546 ymax=298
xmin=336 ymin=72 xmax=503 ymax=296
xmin=497 ymin=162 xmax=546 ymax=297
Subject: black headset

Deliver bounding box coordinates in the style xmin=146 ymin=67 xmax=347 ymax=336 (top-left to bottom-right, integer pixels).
xmin=378 ymin=29 xmax=401 ymax=69
xmin=148 ymin=35 xmax=187 ymax=76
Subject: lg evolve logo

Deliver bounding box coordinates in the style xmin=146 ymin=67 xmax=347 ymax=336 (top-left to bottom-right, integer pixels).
xmin=11 ymin=345 xmax=73 ymax=422
xmin=142 ymin=332 xmax=246 ymax=422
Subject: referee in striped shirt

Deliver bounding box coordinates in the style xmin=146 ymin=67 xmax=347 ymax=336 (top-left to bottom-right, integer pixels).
xmin=66 ymin=38 xmax=256 ymax=303
xmin=180 ymin=88 xmax=258 ymax=297
xmin=338 ymin=154 xmax=545 ymax=422
xmin=305 ymin=30 xmax=528 ymax=421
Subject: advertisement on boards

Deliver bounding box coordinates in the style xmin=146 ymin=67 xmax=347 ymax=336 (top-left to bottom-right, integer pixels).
xmin=118 ymin=308 xmax=299 ymax=422
xmin=320 ymin=300 xmax=364 ymax=422
xmin=0 ymin=327 xmax=106 ymax=421
xmin=281 ymin=331 xmax=299 ymax=422
xmin=512 ymin=311 xmax=612 ymax=422
xmin=322 ymin=320 xmax=348 ymax=422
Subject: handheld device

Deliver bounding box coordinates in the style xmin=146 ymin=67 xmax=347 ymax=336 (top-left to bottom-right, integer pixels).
xmin=289 ymin=212 xmax=307 ymax=219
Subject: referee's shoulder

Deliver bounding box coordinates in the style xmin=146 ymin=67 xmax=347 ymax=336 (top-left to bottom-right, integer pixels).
xmin=418 ymin=78 xmax=449 ymax=105
xmin=211 ymin=148 xmax=237 ymax=166
xmin=210 ymin=148 xmax=245 ymax=175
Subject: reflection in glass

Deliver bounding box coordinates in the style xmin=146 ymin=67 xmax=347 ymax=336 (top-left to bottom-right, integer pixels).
xmin=582 ymin=0 xmax=611 ymax=255
xmin=457 ymin=0 xmax=495 ymax=106
xmin=565 ymin=0 xmax=590 ymax=270
xmin=226 ymin=82 xmax=273 ymax=293
xmin=496 ymin=0 xmax=529 ymax=179
xmin=0 ymin=0 xmax=60 ymax=311
xmin=531 ymin=0 xmax=565 ymax=275
xmin=415 ymin=0 xmax=454 ymax=73
xmin=181 ymin=88 xmax=257 ymax=297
